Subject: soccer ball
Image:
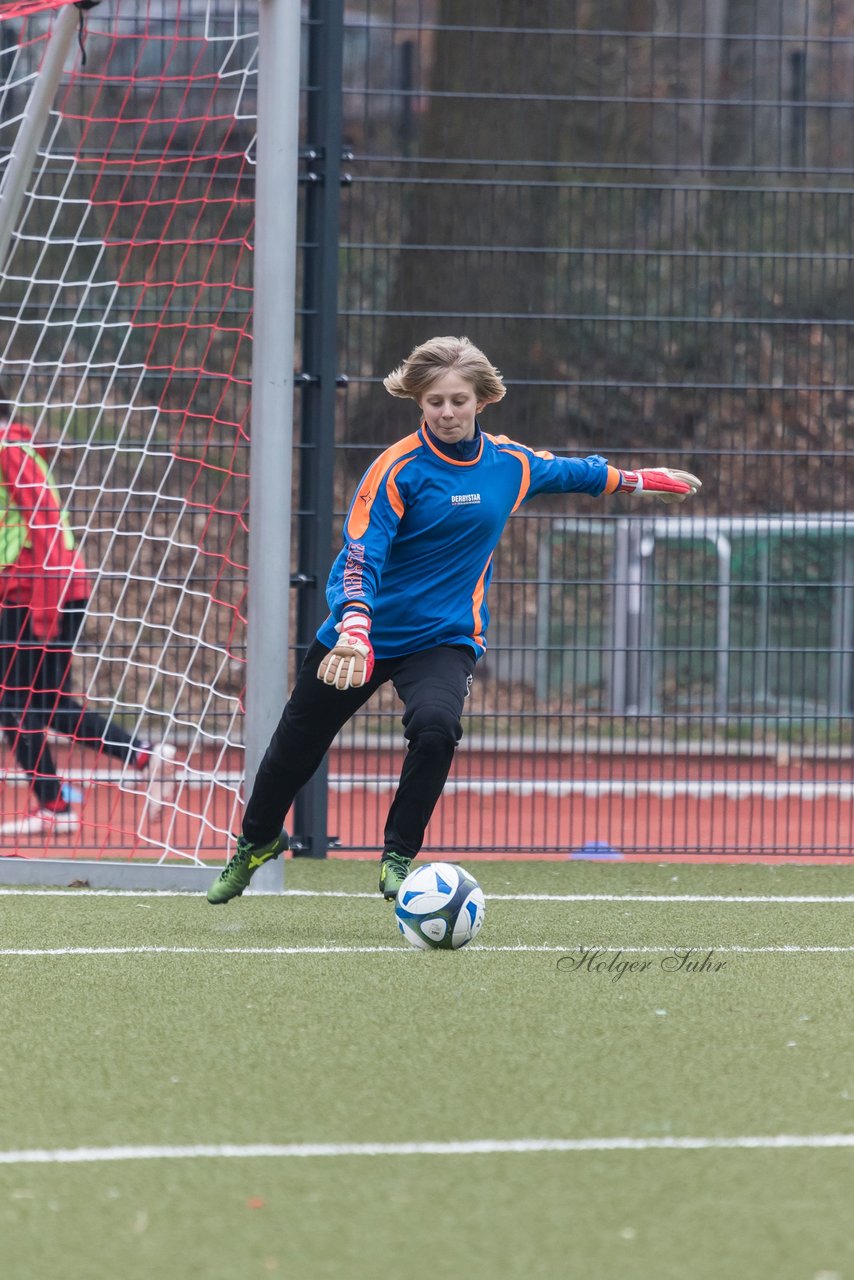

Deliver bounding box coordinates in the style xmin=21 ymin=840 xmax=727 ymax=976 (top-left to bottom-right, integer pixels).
xmin=394 ymin=862 xmax=485 ymax=951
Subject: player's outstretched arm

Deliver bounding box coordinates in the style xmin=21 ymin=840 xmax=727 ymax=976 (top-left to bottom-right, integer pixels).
xmin=317 ymin=611 xmax=375 ymax=690
xmin=615 ymin=467 xmax=702 ymax=505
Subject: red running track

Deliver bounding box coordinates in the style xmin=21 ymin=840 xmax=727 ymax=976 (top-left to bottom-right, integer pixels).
xmin=1 ymin=745 xmax=852 ymax=863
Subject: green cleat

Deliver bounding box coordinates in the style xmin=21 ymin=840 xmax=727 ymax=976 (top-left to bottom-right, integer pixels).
xmin=206 ymin=830 xmax=289 ymax=904
xmin=379 ymin=851 xmax=412 ymax=901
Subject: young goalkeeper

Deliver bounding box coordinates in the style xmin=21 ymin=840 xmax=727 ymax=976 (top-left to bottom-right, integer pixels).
xmin=0 ymin=390 xmax=176 ymax=834
xmin=207 ymin=335 xmax=701 ymax=904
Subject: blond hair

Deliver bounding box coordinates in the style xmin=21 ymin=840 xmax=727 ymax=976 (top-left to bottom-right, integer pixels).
xmin=383 ymin=336 xmax=506 ymax=405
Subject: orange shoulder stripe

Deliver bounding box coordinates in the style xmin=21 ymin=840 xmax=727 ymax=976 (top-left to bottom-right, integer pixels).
xmin=489 ymin=432 xmax=555 ymax=461
xmin=505 ymin=450 xmax=531 ymax=512
xmin=386 ymin=457 xmax=411 ymax=519
xmin=470 ymin=553 xmax=493 ymax=649
xmin=346 ymin=433 xmax=420 ymax=539
xmin=485 ymin=437 xmax=531 ymax=513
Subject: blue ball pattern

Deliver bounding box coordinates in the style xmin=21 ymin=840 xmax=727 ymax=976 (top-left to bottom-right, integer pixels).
xmin=394 ymin=862 xmax=485 ymax=950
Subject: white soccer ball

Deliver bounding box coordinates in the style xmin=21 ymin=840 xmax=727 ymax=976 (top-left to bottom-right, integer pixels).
xmin=394 ymin=862 xmax=485 ymax=951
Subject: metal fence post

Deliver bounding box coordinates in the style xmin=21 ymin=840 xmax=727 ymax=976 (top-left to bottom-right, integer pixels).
xmin=830 ymin=540 xmax=854 ymax=715
xmin=637 ymin=530 xmax=656 ymax=716
xmin=291 ymin=0 xmax=346 ymax=857
xmin=714 ymin=534 xmax=732 ymax=721
xmin=535 ymin=527 xmax=552 ymax=702
xmin=608 ymin=519 xmax=631 ymax=714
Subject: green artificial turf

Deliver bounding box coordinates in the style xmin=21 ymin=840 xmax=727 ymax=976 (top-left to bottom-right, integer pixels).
xmin=1 ymin=860 xmax=852 ymax=1280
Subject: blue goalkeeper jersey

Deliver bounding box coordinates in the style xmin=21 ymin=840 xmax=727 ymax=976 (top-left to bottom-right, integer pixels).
xmin=317 ymin=424 xmax=613 ymax=660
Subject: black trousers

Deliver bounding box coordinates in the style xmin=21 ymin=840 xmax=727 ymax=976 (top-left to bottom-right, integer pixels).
xmin=0 ymin=603 xmax=137 ymax=806
xmin=243 ymin=639 xmax=476 ymax=860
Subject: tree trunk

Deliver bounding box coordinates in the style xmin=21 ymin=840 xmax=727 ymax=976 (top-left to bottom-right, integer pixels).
xmin=347 ymin=1 xmax=592 ymax=453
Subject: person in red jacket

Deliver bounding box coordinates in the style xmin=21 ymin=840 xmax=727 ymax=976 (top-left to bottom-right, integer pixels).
xmin=0 ymin=389 xmax=175 ymax=835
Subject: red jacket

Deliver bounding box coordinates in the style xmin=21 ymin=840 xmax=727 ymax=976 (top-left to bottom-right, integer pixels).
xmin=0 ymin=420 xmax=90 ymax=640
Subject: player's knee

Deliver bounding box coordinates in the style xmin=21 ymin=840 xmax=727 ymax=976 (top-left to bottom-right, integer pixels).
xmin=404 ymin=705 xmax=461 ymax=750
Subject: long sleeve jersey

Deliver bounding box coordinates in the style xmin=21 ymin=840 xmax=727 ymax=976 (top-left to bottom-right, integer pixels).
xmin=317 ymin=424 xmax=615 ymax=660
xmin=0 ymin=420 xmax=90 ymax=640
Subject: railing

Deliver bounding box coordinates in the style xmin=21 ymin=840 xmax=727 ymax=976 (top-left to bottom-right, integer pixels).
xmin=536 ymin=514 xmax=854 ymax=720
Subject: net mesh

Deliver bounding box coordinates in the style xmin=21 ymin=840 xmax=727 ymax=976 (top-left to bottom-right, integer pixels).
xmin=0 ymin=1 xmax=256 ymax=860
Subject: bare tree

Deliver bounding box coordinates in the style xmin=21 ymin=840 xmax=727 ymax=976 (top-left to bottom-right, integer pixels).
xmin=345 ymin=0 xmax=853 ymax=510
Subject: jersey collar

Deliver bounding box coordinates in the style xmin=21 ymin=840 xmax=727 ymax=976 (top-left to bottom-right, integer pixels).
xmin=420 ymin=422 xmax=484 ymax=466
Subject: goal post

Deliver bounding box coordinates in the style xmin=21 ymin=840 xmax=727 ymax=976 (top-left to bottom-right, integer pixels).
xmin=243 ymin=0 xmax=300 ymax=894
xmin=0 ymin=0 xmax=297 ymax=890
xmin=0 ymin=3 xmax=78 ymax=272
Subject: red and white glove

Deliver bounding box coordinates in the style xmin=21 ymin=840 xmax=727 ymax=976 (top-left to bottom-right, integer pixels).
xmin=619 ymin=468 xmax=702 ymax=505
xmin=317 ymin=611 xmax=375 ymax=690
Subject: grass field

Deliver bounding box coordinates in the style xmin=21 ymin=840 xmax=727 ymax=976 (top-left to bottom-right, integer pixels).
xmin=2 ymin=858 xmax=853 ymax=1280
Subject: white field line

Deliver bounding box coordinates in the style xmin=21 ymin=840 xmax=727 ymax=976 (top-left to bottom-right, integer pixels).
xmin=336 ymin=778 xmax=854 ymax=800
xmin=6 ymin=768 xmax=853 ymax=799
xmin=1 ymin=944 xmax=852 ymax=957
xmin=476 ymin=892 xmax=854 ymax=905
xmin=287 ymin=889 xmax=854 ymax=905
xmin=0 ymin=1134 xmax=852 ymax=1166
xmin=1 ymin=888 xmax=854 ymax=905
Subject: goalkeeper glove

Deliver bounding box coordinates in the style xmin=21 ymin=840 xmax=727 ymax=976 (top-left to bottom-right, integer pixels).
xmin=317 ymin=611 xmax=375 ymax=690
xmin=618 ymin=468 xmax=702 ymax=505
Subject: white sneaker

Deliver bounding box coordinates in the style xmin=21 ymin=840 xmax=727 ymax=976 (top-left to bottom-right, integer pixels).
xmin=0 ymin=806 xmax=80 ymax=836
xmin=143 ymin=743 xmax=179 ymax=814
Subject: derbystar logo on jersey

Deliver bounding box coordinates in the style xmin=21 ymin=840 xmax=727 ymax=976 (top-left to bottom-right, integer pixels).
xmin=450 ymin=493 xmax=481 ymax=505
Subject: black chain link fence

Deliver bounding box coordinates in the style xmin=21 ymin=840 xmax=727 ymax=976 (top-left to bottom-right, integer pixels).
xmin=321 ymin=2 xmax=854 ymax=856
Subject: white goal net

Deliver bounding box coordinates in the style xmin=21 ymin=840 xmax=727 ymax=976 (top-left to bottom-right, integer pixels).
xmin=0 ymin=0 xmax=260 ymax=867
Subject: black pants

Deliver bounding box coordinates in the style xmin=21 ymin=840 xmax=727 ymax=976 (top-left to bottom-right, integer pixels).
xmin=243 ymin=639 xmax=476 ymax=861
xmin=0 ymin=603 xmax=138 ymax=806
